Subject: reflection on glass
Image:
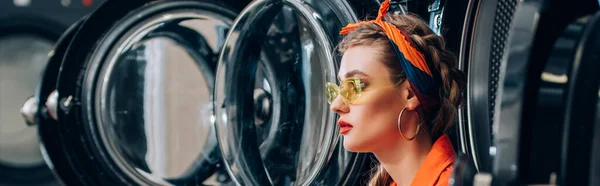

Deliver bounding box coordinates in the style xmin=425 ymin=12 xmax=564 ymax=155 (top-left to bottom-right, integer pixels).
xmin=92 ymin=11 xmax=232 ymax=185
xmin=0 ymin=35 xmax=52 ymax=167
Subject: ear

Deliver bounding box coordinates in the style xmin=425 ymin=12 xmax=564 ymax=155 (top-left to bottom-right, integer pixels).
xmin=403 ymin=83 xmax=421 ymax=111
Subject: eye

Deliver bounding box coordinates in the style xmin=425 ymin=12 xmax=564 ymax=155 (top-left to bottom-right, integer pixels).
xmin=355 ymin=79 xmax=368 ymax=89
xmin=359 ymin=80 xmax=368 ymax=87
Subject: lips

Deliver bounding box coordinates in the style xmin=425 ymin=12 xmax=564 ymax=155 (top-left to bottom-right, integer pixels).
xmin=338 ymin=120 xmax=353 ymax=135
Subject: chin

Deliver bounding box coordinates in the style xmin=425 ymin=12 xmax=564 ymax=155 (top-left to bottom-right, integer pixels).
xmin=342 ymin=135 xmax=370 ymax=153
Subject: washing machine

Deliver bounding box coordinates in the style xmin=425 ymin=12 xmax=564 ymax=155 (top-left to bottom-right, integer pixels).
xmin=485 ymin=0 xmax=600 ymax=185
xmin=0 ymin=1 xmax=101 ymax=185
xmin=452 ymin=0 xmax=523 ymax=174
xmin=447 ymin=0 xmax=530 ymax=182
xmin=19 ymin=0 xmax=275 ymax=185
xmin=451 ymin=0 xmax=600 ymax=185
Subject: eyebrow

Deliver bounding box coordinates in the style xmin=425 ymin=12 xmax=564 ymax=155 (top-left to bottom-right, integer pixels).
xmin=338 ymin=70 xmax=370 ymax=81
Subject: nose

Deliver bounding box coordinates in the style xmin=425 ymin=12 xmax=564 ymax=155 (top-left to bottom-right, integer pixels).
xmin=330 ymin=95 xmax=349 ymax=114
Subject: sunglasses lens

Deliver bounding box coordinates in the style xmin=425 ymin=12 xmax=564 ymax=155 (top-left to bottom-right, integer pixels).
xmin=340 ymin=81 xmax=357 ymax=103
xmin=325 ymin=83 xmax=339 ymax=103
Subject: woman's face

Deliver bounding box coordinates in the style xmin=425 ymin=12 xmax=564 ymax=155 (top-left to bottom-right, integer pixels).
xmin=331 ymin=45 xmax=419 ymax=153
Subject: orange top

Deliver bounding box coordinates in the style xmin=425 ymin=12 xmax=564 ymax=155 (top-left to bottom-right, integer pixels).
xmin=390 ymin=134 xmax=456 ymax=186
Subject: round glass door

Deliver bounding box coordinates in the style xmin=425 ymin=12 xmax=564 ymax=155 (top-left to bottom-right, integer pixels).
xmin=86 ymin=10 xmax=230 ymax=185
xmin=214 ymin=0 xmax=375 ymax=185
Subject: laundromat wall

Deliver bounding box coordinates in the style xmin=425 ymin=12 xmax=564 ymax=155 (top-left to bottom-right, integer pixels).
xmin=1 ymin=0 xmax=600 ymax=186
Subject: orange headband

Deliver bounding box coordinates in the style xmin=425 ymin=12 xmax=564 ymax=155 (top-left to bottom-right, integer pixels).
xmin=339 ymin=0 xmax=441 ymax=109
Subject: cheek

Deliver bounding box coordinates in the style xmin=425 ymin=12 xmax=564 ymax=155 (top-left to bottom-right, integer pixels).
xmin=361 ymin=92 xmax=403 ymax=131
xmin=345 ymin=90 xmax=405 ymax=151
xmin=358 ymin=89 xmax=404 ymax=123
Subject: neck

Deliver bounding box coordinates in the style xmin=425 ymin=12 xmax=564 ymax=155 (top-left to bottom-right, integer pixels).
xmin=373 ymin=134 xmax=433 ymax=186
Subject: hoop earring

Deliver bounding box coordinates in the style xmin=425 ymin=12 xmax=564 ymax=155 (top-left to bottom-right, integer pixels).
xmin=397 ymin=108 xmax=422 ymax=140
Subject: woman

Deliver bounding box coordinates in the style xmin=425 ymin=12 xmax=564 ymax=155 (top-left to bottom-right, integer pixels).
xmin=326 ymin=0 xmax=466 ymax=185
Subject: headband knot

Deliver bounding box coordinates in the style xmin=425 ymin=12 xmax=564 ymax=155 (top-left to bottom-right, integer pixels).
xmin=376 ymin=0 xmax=390 ymax=21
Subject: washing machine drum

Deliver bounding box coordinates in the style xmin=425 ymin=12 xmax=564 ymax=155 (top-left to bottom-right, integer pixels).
xmin=0 ymin=18 xmax=64 ymax=185
xmin=31 ymin=0 xmax=251 ymax=185
xmin=213 ymin=0 xmax=379 ymax=185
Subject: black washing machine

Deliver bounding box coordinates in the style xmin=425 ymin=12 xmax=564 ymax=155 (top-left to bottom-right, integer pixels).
xmin=451 ymin=0 xmax=600 ymax=185
xmin=0 ymin=1 xmax=100 ymax=185
xmin=488 ymin=0 xmax=600 ymax=185
xmin=23 ymin=0 xmax=253 ymax=185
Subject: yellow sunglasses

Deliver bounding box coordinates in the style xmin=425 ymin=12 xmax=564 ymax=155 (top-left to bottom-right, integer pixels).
xmin=326 ymin=76 xmax=407 ymax=104
xmin=325 ymin=77 xmax=364 ymax=104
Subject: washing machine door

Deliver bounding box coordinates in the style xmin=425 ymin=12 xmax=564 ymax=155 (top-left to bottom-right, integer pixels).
xmin=214 ymin=0 xmax=380 ymax=185
xmin=28 ymin=0 xmax=249 ymax=185
xmin=0 ymin=17 xmax=65 ymax=185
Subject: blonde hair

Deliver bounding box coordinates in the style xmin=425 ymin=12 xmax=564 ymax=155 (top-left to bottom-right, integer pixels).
xmin=337 ymin=13 xmax=466 ymax=186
